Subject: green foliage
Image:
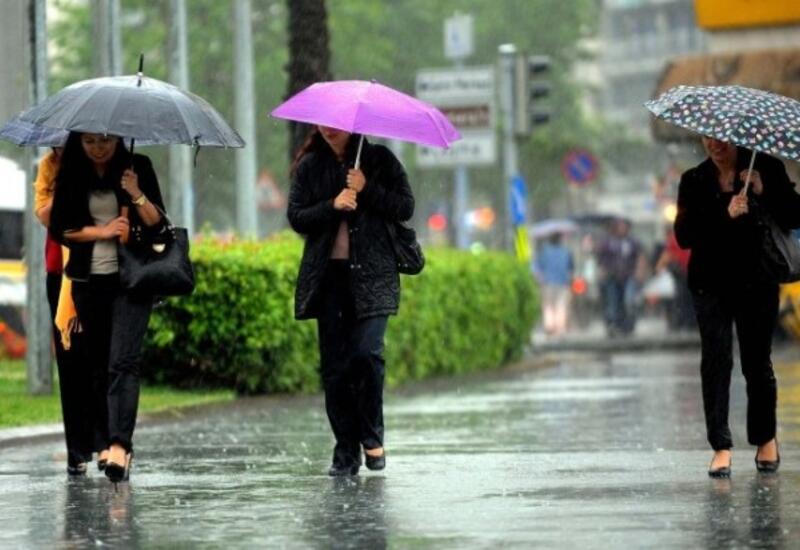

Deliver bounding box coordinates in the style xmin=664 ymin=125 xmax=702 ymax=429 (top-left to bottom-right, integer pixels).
xmin=143 ymin=234 xmax=539 ymax=393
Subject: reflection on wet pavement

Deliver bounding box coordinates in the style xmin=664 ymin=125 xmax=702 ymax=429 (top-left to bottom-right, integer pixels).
xmin=1 ymin=350 xmax=799 ymax=547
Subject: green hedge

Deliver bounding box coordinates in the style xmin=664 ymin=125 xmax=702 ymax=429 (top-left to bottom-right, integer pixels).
xmin=143 ymin=233 xmax=538 ymax=394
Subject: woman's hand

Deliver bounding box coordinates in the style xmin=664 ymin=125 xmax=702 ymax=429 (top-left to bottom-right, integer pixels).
xmin=346 ymin=169 xmax=366 ymax=193
xmin=334 ymin=188 xmax=358 ymax=211
xmin=120 ymin=169 xmax=142 ymax=199
xmin=728 ymin=189 xmax=749 ymax=218
xmin=100 ymin=216 xmax=130 ymax=239
xmin=741 ymin=169 xmax=763 ymax=195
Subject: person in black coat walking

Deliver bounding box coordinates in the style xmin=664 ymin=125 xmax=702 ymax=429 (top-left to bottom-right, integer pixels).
xmin=50 ymin=131 xmax=166 ymax=483
xmin=675 ymin=136 xmax=800 ymax=478
xmin=288 ymin=126 xmax=414 ymax=476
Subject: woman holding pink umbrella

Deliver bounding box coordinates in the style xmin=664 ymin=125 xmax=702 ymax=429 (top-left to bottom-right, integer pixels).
xmin=288 ymin=126 xmax=414 ymax=476
xmin=277 ymin=80 xmax=458 ymax=476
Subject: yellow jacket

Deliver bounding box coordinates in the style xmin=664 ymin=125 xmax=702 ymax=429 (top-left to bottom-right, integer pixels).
xmin=34 ymin=151 xmax=79 ymax=349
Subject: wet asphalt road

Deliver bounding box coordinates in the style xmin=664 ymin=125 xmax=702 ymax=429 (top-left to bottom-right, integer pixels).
xmin=3 ymin=348 xmax=800 ymax=549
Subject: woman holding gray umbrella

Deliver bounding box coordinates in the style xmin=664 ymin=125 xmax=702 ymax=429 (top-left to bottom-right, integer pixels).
xmin=50 ymin=131 xmax=166 ymax=483
xmin=674 ymin=136 xmax=800 ymax=477
xmin=288 ymin=126 xmax=414 ymax=476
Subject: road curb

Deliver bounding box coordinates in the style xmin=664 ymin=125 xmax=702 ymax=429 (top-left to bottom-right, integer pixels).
xmin=532 ymin=334 xmax=701 ymax=353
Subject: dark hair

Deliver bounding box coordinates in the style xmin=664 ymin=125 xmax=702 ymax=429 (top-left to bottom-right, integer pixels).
xmin=289 ymin=128 xmax=362 ymax=176
xmin=290 ymin=128 xmax=324 ymax=176
xmin=55 ymin=132 xmax=130 ymax=194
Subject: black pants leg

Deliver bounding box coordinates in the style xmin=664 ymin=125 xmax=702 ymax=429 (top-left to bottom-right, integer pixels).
xmin=692 ymin=284 xmax=779 ymax=450
xmin=71 ymin=276 xmax=114 ymax=453
xmin=317 ymin=262 xmax=388 ymax=467
xmin=734 ymin=284 xmax=779 ymax=446
xmin=47 ymin=273 xmax=93 ymax=466
xmin=349 ymin=316 xmax=388 ymax=451
xmin=107 ymin=290 xmax=152 ymax=452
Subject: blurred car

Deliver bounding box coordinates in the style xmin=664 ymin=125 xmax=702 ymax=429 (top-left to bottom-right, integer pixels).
xmin=0 ymin=156 xmax=27 ymax=358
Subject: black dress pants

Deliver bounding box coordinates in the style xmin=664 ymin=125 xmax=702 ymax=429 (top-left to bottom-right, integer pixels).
xmin=317 ymin=261 xmax=388 ymax=468
xmin=46 ymin=273 xmax=93 ymax=466
xmin=691 ymin=283 xmax=779 ymax=451
xmin=72 ymin=274 xmax=152 ymax=453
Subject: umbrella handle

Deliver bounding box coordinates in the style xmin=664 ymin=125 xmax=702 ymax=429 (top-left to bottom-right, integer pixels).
xmin=354 ymin=135 xmax=365 ymax=170
xmin=136 ymin=53 xmax=144 ymax=87
xmin=743 ymin=150 xmax=757 ymax=194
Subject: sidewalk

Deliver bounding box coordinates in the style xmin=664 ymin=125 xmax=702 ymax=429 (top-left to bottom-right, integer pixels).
xmin=531 ymin=315 xmax=701 ymax=353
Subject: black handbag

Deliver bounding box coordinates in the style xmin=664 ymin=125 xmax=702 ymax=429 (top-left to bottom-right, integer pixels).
xmin=118 ymin=211 xmax=195 ymax=296
xmin=386 ymin=221 xmax=425 ymax=275
xmin=759 ymin=211 xmax=800 ymax=284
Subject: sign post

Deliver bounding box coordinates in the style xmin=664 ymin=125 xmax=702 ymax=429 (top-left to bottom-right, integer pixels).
xmin=417 ymin=17 xmax=495 ymax=249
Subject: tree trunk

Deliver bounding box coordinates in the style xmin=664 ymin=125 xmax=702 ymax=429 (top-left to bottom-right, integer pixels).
xmin=286 ymin=0 xmax=331 ymax=160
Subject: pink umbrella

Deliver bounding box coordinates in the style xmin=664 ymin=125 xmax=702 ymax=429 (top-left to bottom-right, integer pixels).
xmin=271 ymin=80 xmax=461 ymax=167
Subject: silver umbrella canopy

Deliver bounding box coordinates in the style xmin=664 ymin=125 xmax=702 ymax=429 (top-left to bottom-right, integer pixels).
xmin=1 ymin=73 xmax=244 ymax=148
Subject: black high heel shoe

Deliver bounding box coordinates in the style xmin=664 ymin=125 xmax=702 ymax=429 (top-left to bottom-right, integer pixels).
xmin=755 ymin=441 xmax=780 ymax=473
xmin=364 ymin=450 xmax=386 ymax=471
xmin=105 ymin=450 xmax=133 ymax=483
xmin=67 ymin=462 xmax=88 ymax=476
xmin=708 ymin=453 xmax=732 ymax=478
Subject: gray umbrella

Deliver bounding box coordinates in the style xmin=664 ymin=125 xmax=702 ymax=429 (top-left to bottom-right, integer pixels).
xmin=1 ymin=72 xmax=244 ymax=148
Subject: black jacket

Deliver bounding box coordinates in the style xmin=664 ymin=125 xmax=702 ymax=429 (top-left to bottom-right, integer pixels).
xmin=674 ymin=148 xmax=800 ymax=291
xmin=288 ymin=137 xmax=414 ymax=320
xmin=51 ymin=154 xmax=167 ymax=282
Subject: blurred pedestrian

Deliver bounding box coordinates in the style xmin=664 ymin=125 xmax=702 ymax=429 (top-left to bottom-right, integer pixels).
xmin=33 ymin=146 xmax=96 ymax=475
xmin=288 ymin=126 xmax=414 ymax=476
xmin=596 ymin=218 xmax=642 ymax=336
xmin=675 ymin=137 xmax=800 ymax=477
xmin=50 ymin=132 xmax=166 ymax=483
xmin=654 ymin=226 xmax=694 ymax=331
xmin=533 ymin=233 xmax=574 ymax=336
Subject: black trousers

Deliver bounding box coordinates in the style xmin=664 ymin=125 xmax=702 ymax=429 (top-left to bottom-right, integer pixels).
xmin=691 ymin=283 xmax=779 ymax=451
xmin=46 ymin=273 xmax=93 ymax=466
xmin=72 ymin=274 xmax=152 ymax=453
xmin=317 ymin=261 xmax=388 ymax=468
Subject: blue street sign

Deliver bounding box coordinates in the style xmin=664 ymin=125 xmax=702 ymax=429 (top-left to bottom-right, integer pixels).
xmin=510 ymin=175 xmax=528 ymax=226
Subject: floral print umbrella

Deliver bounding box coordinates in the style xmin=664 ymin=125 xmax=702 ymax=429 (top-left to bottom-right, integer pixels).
xmin=645 ymin=85 xmax=800 ymax=162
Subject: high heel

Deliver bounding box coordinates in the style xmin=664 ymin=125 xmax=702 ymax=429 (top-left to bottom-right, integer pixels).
xmin=105 ymin=450 xmax=133 ymax=483
xmin=708 ymin=453 xmax=732 ymax=478
xmin=67 ymin=462 xmax=88 ymax=476
xmin=364 ymin=449 xmax=386 ymax=471
xmin=755 ymin=440 xmax=780 ymax=473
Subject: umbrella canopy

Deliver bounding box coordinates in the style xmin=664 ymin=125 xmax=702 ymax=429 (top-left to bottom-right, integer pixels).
xmin=1 ymin=74 xmax=244 ymax=148
xmin=271 ymin=80 xmax=461 ymax=149
xmin=645 ymin=85 xmax=800 ymax=162
xmin=529 ymin=218 xmax=578 ymax=238
xmin=0 ymin=118 xmax=68 ymax=147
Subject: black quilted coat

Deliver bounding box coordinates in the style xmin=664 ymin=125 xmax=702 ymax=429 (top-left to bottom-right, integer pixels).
xmin=288 ymin=136 xmax=415 ymax=320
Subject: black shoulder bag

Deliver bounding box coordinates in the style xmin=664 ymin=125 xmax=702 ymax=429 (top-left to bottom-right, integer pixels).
xmin=759 ymin=210 xmax=800 ymax=284
xmin=386 ymin=221 xmax=425 ymax=275
xmin=118 ymin=207 xmax=195 ymax=296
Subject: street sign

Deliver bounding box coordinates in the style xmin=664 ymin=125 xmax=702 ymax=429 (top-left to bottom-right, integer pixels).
xmin=416 ymin=66 xmax=496 ymax=167
xmin=561 ymin=149 xmax=598 ymax=186
xmin=417 ymin=134 xmax=495 ymax=167
xmin=444 ymin=13 xmax=474 ymax=60
xmin=509 ymin=175 xmax=528 ymax=226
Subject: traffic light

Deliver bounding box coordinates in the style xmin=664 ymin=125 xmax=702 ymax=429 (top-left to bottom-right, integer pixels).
xmin=513 ymin=54 xmax=551 ymax=137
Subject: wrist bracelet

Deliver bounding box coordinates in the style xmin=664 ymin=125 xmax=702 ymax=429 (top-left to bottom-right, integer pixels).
xmin=132 ymin=194 xmax=147 ymax=206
